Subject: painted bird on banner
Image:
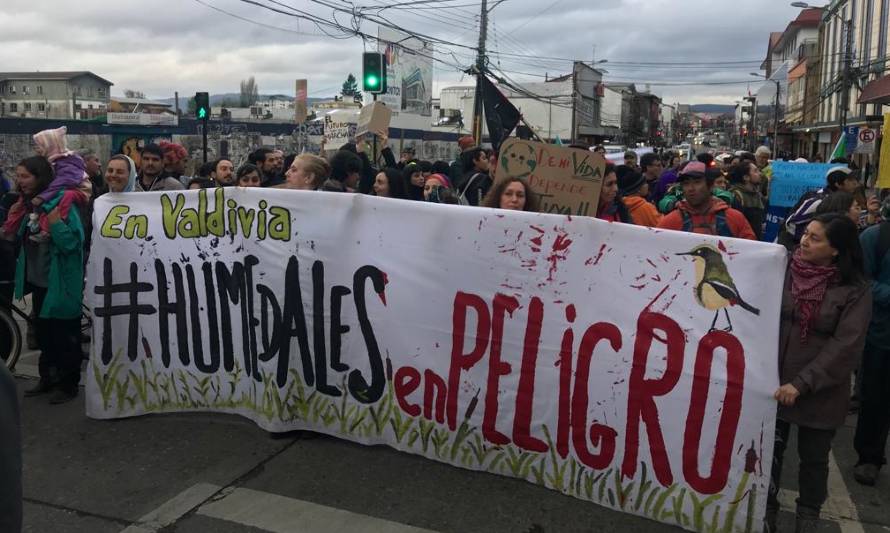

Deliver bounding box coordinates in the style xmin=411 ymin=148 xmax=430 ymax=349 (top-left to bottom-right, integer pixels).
xmin=676 ymin=244 xmax=760 ymax=332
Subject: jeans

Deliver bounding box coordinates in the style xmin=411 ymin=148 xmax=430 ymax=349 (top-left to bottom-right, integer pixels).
xmin=768 ymin=419 xmax=836 ymax=515
xmin=31 ymin=286 xmax=82 ymax=390
xmin=854 ymin=341 xmax=890 ymax=466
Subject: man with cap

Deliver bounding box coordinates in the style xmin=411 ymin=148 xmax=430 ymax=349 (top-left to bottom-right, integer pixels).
xmin=617 ymin=165 xmax=661 ymax=227
xmin=624 ymin=150 xmax=639 ymax=171
xmin=398 ymin=146 xmax=417 ymax=170
xmin=657 ymin=161 xmax=755 ymax=239
xmin=779 ymin=166 xmax=861 ymax=249
xmin=449 ymin=136 xmax=476 ymax=182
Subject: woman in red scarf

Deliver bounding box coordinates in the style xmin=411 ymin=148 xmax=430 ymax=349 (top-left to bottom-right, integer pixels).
xmin=767 ymin=213 xmax=871 ymax=533
xmin=596 ymin=164 xmax=633 ymax=223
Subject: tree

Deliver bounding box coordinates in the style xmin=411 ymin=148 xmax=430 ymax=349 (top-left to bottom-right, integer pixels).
xmin=123 ymin=89 xmax=146 ymax=99
xmin=240 ymin=77 xmax=259 ymax=107
xmin=186 ymin=97 xmax=196 ymax=114
xmin=341 ymin=74 xmax=361 ymax=103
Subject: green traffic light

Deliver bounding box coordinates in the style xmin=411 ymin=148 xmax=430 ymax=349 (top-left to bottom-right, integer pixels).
xmin=198 ymin=108 xmax=207 ymax=119
xmin=366 ymin=75 xmax=379 ymax=88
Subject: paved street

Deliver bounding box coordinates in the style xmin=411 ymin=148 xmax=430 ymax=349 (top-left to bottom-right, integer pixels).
xmin=11 ymin=336 xmax=890 ymax=533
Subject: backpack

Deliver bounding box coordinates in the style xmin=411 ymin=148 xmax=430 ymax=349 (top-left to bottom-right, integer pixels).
xmin=458 ymin=172 xmax=484 ymax=206
xmin=680 ymin=210 xmax=734 ymax=237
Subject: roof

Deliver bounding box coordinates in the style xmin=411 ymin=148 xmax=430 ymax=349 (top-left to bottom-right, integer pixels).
xmin=110 ymin=97 xmax=172 ymax=107
xmin=0 ymin=71 xmax=113 ymax=86
xmin=859 ymin=74 xmax=890 ymax=105
xmin=773 ymin=8 xmax=823 ymax=52
xmin=761 ymin=32 xmax=784 ymax=70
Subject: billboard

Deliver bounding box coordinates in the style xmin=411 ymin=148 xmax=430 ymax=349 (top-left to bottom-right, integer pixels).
xmin=372 ymin=27 xmax=434 ymax=117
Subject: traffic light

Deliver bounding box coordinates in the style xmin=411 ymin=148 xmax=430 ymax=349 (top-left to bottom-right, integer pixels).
xmin=195 ymin=92 xmax=210 ymax=120
xmin=362 ymin=52 xmax=387 ymax=94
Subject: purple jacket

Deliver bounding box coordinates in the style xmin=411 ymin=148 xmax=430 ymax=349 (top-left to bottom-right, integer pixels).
xmin=39 ymin=154 xmax=85 ymax=204
xmin=652 ymin=168 xmax=679 ymax=204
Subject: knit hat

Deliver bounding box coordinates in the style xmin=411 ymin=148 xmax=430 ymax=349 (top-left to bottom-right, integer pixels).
xmin=425 ymin=173 xmax=452 ymax=189
xmin=159 ymin=141 xmax=188 ymax=162
xmin=617 ymin=169 xmax=646 ymax=196
xmin=677 ymin=161 xmax=708 ymax=181
xmin=458 ymin=136 xmax=475 ymax=150
xmin=33 ymin=126 xmax=70 ymax=161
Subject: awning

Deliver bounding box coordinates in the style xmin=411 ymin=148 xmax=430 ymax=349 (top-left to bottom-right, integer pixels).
xmin=859 ymin=75 xmax=890 ymax=105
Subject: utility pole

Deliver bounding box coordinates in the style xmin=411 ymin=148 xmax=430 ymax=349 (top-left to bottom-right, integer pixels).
xmin=772 ymin=80 xmax=780 ymax=153
xmin=472 ymin=0 xmax=488 ymax=145
xmin=839 ymin=17 xmax=853 ymax=151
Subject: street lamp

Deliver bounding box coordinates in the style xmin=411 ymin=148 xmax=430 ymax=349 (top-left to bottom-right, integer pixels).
xmin=750 ymin=73 xmax=782 ymax=153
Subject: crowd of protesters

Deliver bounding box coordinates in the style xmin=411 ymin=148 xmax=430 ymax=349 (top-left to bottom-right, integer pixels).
xmin=0 ymin=124 xmax=888 ymax=533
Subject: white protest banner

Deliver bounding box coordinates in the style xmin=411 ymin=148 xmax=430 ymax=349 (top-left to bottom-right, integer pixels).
xmin=87 ymin=189 xmax=785 ymax=532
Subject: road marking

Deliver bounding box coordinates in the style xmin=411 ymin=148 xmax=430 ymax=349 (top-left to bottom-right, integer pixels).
xmin=119 ymin=483 xmax=221 ymax=533
xmin=776 ymin=452 xmax=864 ymax=533
xmin=198 ymin=487 xmax=438 ymax=533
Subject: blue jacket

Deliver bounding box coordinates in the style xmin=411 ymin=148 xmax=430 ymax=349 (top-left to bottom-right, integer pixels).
xmin=860 ymin=223 xmax=890 ymax=347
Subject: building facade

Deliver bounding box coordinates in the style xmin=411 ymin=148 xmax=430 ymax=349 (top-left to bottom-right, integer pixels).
xmin=0 ymin=71 xmax=112 ymax=120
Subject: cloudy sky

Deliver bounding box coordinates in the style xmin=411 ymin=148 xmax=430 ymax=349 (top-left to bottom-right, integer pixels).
xmin=1 ymin=0 xmax=806 ymax=105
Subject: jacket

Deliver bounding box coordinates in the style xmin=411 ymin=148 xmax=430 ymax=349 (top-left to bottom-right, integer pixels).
xmin=623 ymin=195 xmax=661 ymax=227
xmin=13 ymin=192 xmax=84 ymax=320
xmin=729 ymin=185 xmax=765 ymax=240
xmin=0 ymin=364 xmax=21 ymax=533
xmin=458 ymin=171 xmax=492 ymax=207
xmin=657 ymin=197 xmax=756 ymax=240
xmin=135 ymin=175 xmax=185 ymax=192
xmin=860 ymin=224 xmax=890 ymax=347
xmin=38 ymin=153 xmax=86 ymax=204
xmin=597 ymin=198 xmax=633 ymax=223
xmin=657 ymin=185 xmax=734 ymax=215
xmin=778 ymin=270 xmax=871 ymax=429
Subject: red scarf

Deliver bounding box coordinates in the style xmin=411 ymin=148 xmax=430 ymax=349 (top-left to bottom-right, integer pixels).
xmin=790 ymin=249 xmax=838 ymax=343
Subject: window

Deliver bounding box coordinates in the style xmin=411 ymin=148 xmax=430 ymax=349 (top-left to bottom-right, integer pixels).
xmin=88 ymin=87 xmax=93 ymax=97
xmin=880 ymin=0 xmax=889 ymax=59
xmin=37 ymin=103 xmax=45 ymax=112
xmin=9 ymin=85 xmax=15 ymax=94
xmin=9 ymin=103 xmax=17 ymax=112
xmin=22 ymin=85 xmax=28 ymax=95
xmin=23 ymin=103 xmax=31 ymax=112
xmin=36 ymin=85 xmax=43 ymax=95
xmin=98 ymin=87 xmax=105 ymax=97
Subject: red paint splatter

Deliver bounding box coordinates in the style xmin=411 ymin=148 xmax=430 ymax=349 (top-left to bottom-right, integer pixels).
xmin=651 ymin=274 xmax=662 ymax=282
xmin=592 ymin=243 xmax=608 ymax=265
xmin=498 ymin=247 xmax=517 ymax=254
xmin=567 ymin=215 xmax=573 ymax=222
xmin=584 ymin=257 xmax=594 ymax=266
xmin=500 ymin=283 xmax=523 ymax=290
xmin=630 ymin=284 xmax=647 ymax=290
xmin=644 ymin=284 xmax=671 ymax=312
xmin=718 ymin=240 xmax=728 ymax=253
xmin=660 ymin=254 xmax=670 ymax=262
xmin=635 ymin=273 xmax=646 ymax=281
xmin=545 ymin=233 xmax=574 ymax=281
xmin=553 ymin=300 xmax=564 ymax=304
xmin=515 ymin=231 xmax=524 ymax=242
xmin=530 ymin=236 xmax=543 ymax=247
xmin=496 ymin=214 xmax=505 ymax=218
xmin=478 ymin=220 xmax=483 ymax=231
xmin=671 ymin=269 xmax=682 ymax=281
xmin=530 ymin=225 xmax=545 ymax=234
xmin=646 ymin=259 xmax=657 ymax=269
xmin=521 ymin=259 xmax=537 ymax=269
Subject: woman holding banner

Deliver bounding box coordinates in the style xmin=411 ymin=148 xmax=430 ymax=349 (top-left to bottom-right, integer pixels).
xmin=595 ymin=164 xmax=633 ymax=223
xmin=482 ymin=177 xmax=539 ymax=212
xmin=767 ymin=213 xmax=871 ymax=533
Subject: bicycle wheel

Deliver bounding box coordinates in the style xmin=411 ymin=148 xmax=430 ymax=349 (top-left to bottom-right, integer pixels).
xmin=0 ymin=307 xmax=22 ymax=372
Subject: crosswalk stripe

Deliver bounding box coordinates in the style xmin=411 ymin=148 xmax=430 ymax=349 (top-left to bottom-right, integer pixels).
xmin=197 ymin=487 xmax=438 ymax=533
xmin=120 ymin=483 xmax=222 ymax=533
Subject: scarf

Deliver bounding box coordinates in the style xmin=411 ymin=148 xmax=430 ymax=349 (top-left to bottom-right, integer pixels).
xmin=790 ymin=249 xmax=838 ymax=343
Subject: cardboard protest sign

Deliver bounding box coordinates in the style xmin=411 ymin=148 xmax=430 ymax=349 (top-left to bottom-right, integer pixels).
xmin=323 ymin=114 xmax=356 ymax=146
xmin=87 ymin=189 xmax=785 ymax=532
xmin=497 ymin=138 xmax=606 ymax=217
xmin=355 ymin=101 xmax=392 ymax=138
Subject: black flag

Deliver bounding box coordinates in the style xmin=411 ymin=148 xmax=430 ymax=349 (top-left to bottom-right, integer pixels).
xmin=480 ymin=75 xmax=520 ymax=152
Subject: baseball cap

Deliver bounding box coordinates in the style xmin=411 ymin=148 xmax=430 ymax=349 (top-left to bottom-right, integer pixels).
xmin=677 ymin=161 xmax=708 ymax=181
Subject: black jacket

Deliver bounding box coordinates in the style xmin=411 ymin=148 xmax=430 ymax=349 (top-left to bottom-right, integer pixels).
xmin=458 ymin=171 xmax=492 ymax=206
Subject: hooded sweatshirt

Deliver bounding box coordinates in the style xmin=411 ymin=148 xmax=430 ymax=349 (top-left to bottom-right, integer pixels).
xmin=623 ymin=195 xmax=662 ymax=227
xmin=658 ymin=196 xmax=756 ymax=240
xmin=32 ymin=126 xmax=89 ymax=204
